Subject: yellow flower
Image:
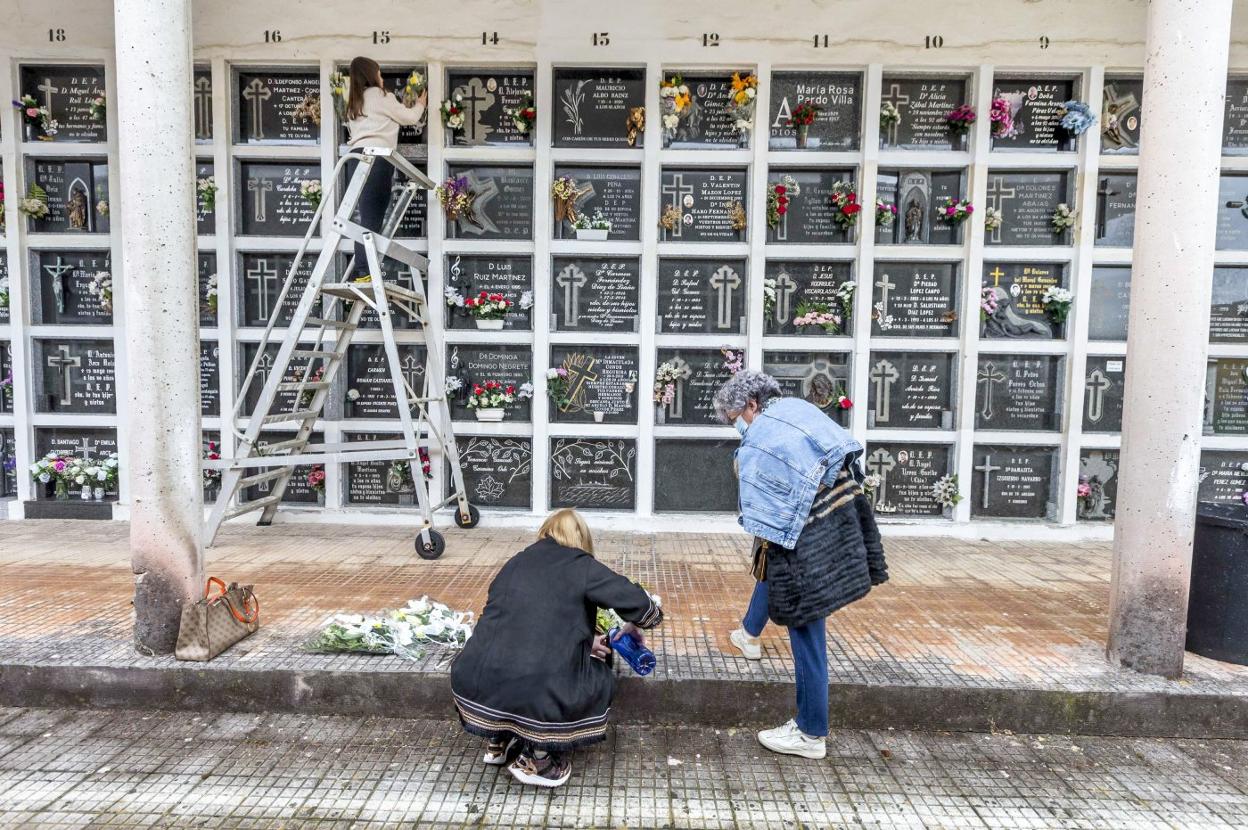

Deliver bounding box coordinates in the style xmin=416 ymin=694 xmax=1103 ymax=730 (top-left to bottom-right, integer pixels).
xmin=731 ymin=72 xmax=747 ymax=92
xmin=675 ymin=92 xmax=691 ymax=112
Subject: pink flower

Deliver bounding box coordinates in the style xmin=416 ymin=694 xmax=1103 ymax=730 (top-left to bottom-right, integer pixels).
xmin=1077 ymin=483 xmax=1091 ymax=498
xmin=53 ymin=460 xmax=66 ymax=472
xmin=26 ymin=108 xmax=38 ymax=117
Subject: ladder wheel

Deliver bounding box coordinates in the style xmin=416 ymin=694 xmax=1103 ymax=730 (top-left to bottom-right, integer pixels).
xmin=416 ymin=529 xmax=446 ymax=560
xmin=454 ymin=504 xmax=481 ymax=529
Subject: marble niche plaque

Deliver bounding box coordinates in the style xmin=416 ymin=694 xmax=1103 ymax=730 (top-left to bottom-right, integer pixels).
xmin=200 ymin=342 xmax=221 ymax=417
xmin=445 ymin=255 xmax=532 ymax=331
xmin=981 ymin=263 xmax=1066 ymax=340
xmin=766 ymin=168 xmax=856 ymax=244
xmin=1093 ymin=173 xmax=1137 ymax=248
xmin=454 ymin=437 xmax=533 ymax=510
xmin=975 ymin=354 xmax=1063 ymax=432
xmin=238 ymin=252 xmax=321 ymax=327
xmin=549 ymin=437 xmax=636 ymax=511
xmin=235 ymin=70 xmax=320 ymax=145
xmin=0 ymin=254 xmax=9 ymax=325
xmin=658 ymin=167 xmax=748 ymax=242
xmin=238 ymin=343 xmax=313 ymax=415
xmin=0 ymin=343 xmax=11 ymax=415
xmin=653 ymin=439 xmax=739 ymax=513
xmin=863 ymin=443 xmax=951 ymax=518
xmin=763 ymin=350 xmax=852 ymax=427
xmin=1101 ymin=76 xmax=1142 ymax=154
xmin=1082 ymin=356 xmax=1127 ymax=433
xmin=656 ymin=258 xmax=747 ymax=335
xmin=444 ymin=163 xmax=533 ymax=240
xmin=446 ymin=70 xmax=533 ymax=147
xmin=344 ymin=432 xmax=417 ymax=506
xmin=196 ymin=160 xmax=216 ymax=236
xmin=27 ymin=158 xmax=109 ymax=234
xmin=19 ymin=65 xmax=107 ymax=143
xmin=34 ymin=429 xmax=119 ymax=499
xmin=769 ymin=71 xmax=862 ymax=151
xmin=875 ymin=169 xmax=966 ymax=246
xmin=866 ymin=352 xmax=955 ymax=430
xmin=1205 ymin=357 xmax=1248 ymax=435
xmin=654 ymin=349 xmax=735 ymax=427
xmin=550 ymin=257 xmax=640 ymax=333
xmin=344 ymin=343 xmax=427 ymax=420
xmin=1088 ymin=266 xmax=1132 ymax=341
xmin=1211 ymin=268 xmax=1248 ymax=342
xmin=243 ymin=431 xmax=323 ymax=505
xmin=1225 ymin=77 xmax=1248 ymax=154
xmin=552 ymin=166 xmax=642 ymax=241
xmin=446 ymin=345 xmax=533 ymax=422
xmin=552 ymin=68 xmax=646 ymax=149
xmin=879 ymin=76 xmax=970 ymax=151
xmin=990 ymin=77 xmax=1077 ymax=152
xmin=985 ymin=170 xmax=1072 ymax=246
xmin=766 ymin=260 xmax=854 ymax=336
xmin=238 ymin=161 xmax=320 ymax=237
xmin=1078 ymin=449 xmax=1120 ymax=521
xmin=548 ymin=346 xmax=639 ymax=425
xmin=970 ymin=445 xmax=1057 ymax=519
xmin=336 ymin=67 xmax=428 ymax=147
xmin=32 ymin=250 xmax=112 ymax=325
xmin=193 ymin=68 xmax=213 ymax=141
xmin=0 ymin=429 xmax=15 ymax=498
xmin=34 ymin=338 xmax=116 ymax=414
xmin=662 ymin=72 xmax=749 ymax=149
xmin=870 ymin=263 xmax=958 ymax=338
xmin=1199 ymin=450 xmax=1248 ymax=503
xmin=1216 ymin=174 xmax=1248 ymax=250
xmin=198 ymin=253 xmax=218 ymax=326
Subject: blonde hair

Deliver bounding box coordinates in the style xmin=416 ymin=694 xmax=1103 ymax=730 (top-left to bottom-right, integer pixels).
xmin=537 ymin=508 xmax=595 ymax=555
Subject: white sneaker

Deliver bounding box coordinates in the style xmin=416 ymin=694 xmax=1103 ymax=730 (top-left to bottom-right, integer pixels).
xmin=758 ymin=719 xmax=827 ymax=759
xmin=729 ymin=628 xmax=762 ymax=660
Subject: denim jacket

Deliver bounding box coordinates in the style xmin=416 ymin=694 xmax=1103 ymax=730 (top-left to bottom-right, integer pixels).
xmin=735 ymin=397 xmax=864 ymax=548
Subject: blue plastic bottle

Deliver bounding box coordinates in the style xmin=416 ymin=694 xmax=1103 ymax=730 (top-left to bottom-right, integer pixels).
xmin=608 ymin=626 xmax=657 ymax=676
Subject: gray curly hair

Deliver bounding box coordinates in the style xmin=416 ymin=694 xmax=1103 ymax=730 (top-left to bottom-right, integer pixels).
xmin=713 ymin=370 xmax=783 ymax=424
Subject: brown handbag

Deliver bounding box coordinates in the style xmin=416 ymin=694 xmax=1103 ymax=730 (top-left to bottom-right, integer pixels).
xmin=175 ymin=577 xmax=260 ymax=661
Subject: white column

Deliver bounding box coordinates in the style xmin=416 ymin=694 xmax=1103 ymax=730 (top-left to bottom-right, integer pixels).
xmin=1107 ymin=0 xmax=1232 ymax=677
xmin=114 ymin=0 xmax=204 ymax=654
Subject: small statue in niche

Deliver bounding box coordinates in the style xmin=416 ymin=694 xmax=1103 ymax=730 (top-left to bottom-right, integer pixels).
xmin=806 ymin=374 xmax=839 ymax=410
xmin=982 ymin=285 xmax=1052 ymax=338
xmin=68 ymin=184 xmax=90 ymax=231
xmin=904 ymin=198 xmax=923 ymax=242
xmin=625 ymin=107 xmax=645 ymax=147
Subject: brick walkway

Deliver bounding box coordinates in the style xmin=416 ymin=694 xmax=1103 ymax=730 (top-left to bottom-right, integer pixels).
xmin=3 ymin=706 xmax=1248 ymax=828
xmin=2 ymin=520 xmax=1245 ymax=697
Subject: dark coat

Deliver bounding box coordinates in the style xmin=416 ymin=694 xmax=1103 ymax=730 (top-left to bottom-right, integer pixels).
xmin=763 ymin=464 xmax=888 ymax=628
xmin=450 ymin=538 xmax=662 ymax=751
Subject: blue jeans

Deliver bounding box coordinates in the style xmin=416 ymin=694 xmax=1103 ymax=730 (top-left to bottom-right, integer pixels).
xmin=743 ymin=580 xmax=829 ymax=738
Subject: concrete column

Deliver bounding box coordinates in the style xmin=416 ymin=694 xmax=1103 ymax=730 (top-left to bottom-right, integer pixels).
xmin=1107 ymin=0 xmax=1232 ymax=677
xmin=114 ymin=0 xmax=204 ymax=654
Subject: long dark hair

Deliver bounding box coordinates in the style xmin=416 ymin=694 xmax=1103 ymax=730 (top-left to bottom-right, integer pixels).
xmin=346 ymin=56 xmax=382 ymax=121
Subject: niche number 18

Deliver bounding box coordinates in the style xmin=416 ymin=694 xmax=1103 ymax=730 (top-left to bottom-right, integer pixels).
xmin=48 ymin=28 xmax=66 ymax=42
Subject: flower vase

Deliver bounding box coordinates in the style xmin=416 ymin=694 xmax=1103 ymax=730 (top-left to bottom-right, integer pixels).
xmin=316 ymin=492 xmax=326 ymax=507
xmin=93 ymin=487 xmax=105 ymax=501
xmin=475 ymin=318 xmax=504 ymax=331
xmin=81 ymin=486 xmax=92 ymax=501
xmin=738 ymin=131 xmax=750 ymax=149
xmin=655 ymin=407 xmax=666 ymax=425
xmin=23 ymin=122 xmax=37 ymax=143
xmin=54 ymin=479 xmax=69 ymax=501
xmin=795 ymin=124 xmax=809 ymax=149
xmin=593 ymin=411 xmax=605 ymax=423
xmin=475 ymin=407 xmax=505 ymax=422
xmin=575 ymin=228 xmax=609 ymax=241
xmin=942 ymin=505 xmax=954 ymax=520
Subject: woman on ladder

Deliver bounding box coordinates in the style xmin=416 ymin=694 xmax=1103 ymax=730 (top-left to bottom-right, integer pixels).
xmin=344 ymin=56 xmax=427 ymax=281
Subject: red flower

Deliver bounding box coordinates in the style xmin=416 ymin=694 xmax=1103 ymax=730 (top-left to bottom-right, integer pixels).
xmin=777 ymin=206 xmax=787 ymax=215
xmin=843 ymin=203 xmax=861 ymax=215
xmin=775 ymin=185 xmax=786 ymax=195
xmin=486 ymin=381 xmax=499 ymax=390
xmin=838 ymin=396 xmax=853 ymax=409
xmin=489 ymin=293 xmax=502 ymax=301
xmin=473 ymin=385 xmax=483 ymax=394
xmin=479 ymin=290 xmax=488 ymax=298
xmin=505 ymin=385 xmax=516 ymax=395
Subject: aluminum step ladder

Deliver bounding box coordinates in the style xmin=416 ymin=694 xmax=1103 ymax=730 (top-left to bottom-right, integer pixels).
xmin=203 ymin=148 xmax=477 ymax=557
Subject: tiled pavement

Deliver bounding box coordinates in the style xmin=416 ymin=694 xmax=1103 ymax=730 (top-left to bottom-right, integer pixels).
xmin=2 ymin=706 xmax=1248 ymax=829
xmin=2 ymin=520 xmax=1245 ymax=697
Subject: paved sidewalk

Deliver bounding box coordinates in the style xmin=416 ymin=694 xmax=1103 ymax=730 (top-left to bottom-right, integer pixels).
xmin=2 ymin=706 xmax=1248 ymax=829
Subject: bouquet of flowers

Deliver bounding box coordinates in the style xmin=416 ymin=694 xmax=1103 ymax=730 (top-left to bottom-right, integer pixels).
xmin=931 ymin=474 xmax=962 ymax=508
xmin=197 ymin=176 xmax=217 ymax=213
xmin=389 ymin=448 xmax=433 ymax=486
xmin=727 ymin=72 xmax=758 ymax=136
xmin=984 ymin=206 xmax=1003 ymax=233
xmin=762 ymin=276 xmax=777 ymax=320
xmin=659 ymin=75 xmax=692 ymax=142
xmin=329 ymin=71 xmax=349 ymax=121
xmin=937 ymin=197 xmax=974 ymax=225
xmin=979 ymin=286 xmax=999 ymax=322
xmin=203 ymin=441 xmax=222 ymax=487
xmin=293 ymin=93 xmax=321 ymax=126
xmin=19 ymin=183 xmax=49 ymax=219
xmin=403 ymin=70 xmax=427 ymax=106
xmin=659 ymin=204 xmax=681 ymax=232
xmin=303 ymin=596 xmax=474 ymax=661
xmin=766 ymin=175 xmax=800 ymax=230
xmin=30 ymin=451 xmax=78 ymax=498
xmin=721 ymin=347 xmax=744 ymax=375
xmin=989 ymin=97 xmax=1015 ymax=139
xmin=204 ymin=273 xmax=219 ymax=314
xmin=880 ymin=100 xmax=901 ymax=132
xmin=89 ymin=270 xmax=113 ymax=312
xmin=298 ymin=366 xmax=325 ymax=408
xmin=862 ymin=474 xmax=881 ymax=498
xmin=829 ymin=181 xmax=861 ymax=230
xmin=571 ymin=209 xmax=612 ymax=233
xmin=463 ymin=290 xmax=513 ymax=320
xmin=0 ymin=275 xmax=9 ymax=311
xmin=793 ymin=301 xmax=845 ymax=335
xmin=435 ymin=175 xmax=476 ymax=223
xmin=545 ymin=366 xmax=573 ymax=409
xmin=1042 ymin=285 xmax=1074 ymax=324
xmin=653 ymin=361 xmax=686 ymax=406
xmin=875 ymin=198 xmax=897 ymax=228
xmin=88 ymin=94 xmax=106 ymax=122
xmin=1076 ymin=475 xmax=1102 ymax=517
xmin=725 ymin=200 xmax=747 ymax=232
xmin=836 ymin=394 xmax=853 ymax=410
xmin=552 ymin=175 xmax=578 ymax=224
xmin=13 ymin=95 xmax=58 ymax=139
xmin=946 ymin=104 xmax=976 ymax=135
xmin=504 ymin=91 xmax=536 ymax=134
xmin=1060 ymin=100 xmax=1096 ymax=136
xmin=788 ymin=101 xmax=820 ymax=127
xmin=467 ymin=380 xmax=528 ymax=410
xmin=299 ymin=179 xmax=322 ymax=208
xmin=307 ymin=465 xmax=326 ymax=494
xmin=96 ymin=200 xmax=109 ymax=218
xmin=1051 ymin=203 xmax=1077 ymax=233
xmin=440 ymin=95 xmax=466 ymax=131
xmin=595 ymin=585 xmax=661 ymax=635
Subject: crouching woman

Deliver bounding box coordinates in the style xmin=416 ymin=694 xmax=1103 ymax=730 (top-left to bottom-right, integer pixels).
xmin=451 ymin=508 xmax=662 ymax=788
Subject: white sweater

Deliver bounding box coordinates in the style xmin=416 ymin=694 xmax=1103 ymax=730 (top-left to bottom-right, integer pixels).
xmin=346 ymin=86 xmax=426 ymax=150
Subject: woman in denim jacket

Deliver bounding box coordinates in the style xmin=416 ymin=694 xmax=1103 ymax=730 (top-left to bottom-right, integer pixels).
xmin=714 ymin=371 xmax=888 ymax=760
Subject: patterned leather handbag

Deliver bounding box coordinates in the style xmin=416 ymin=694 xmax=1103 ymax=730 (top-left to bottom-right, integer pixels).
xmin=175 ymin=577 xmax=260 ymax=661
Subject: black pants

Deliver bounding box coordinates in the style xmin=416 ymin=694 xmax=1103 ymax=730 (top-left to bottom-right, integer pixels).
xmin=347 ymin=157 xmax=396 ymax=278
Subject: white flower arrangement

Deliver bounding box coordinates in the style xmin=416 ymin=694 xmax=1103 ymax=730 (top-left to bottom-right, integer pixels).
xmin=572 ymin=209 xmax=612 ymax=231
xmin=1051 ymin=203 xmax=1077 ymax=232
xmin=444 ymin=285 xmax=465 ymax=307
xmin=445 ymin=376 xmax=464 ymax=395
xmin=762 ymin=276 xmax=777 ymax=319
xmin=197 ymin=176 xmax=217 ymax=213
xmin=304 ymin=596 xmax=474 ymax=660
xmin=205 ymin=274 xmax=219 ymax=314
xmin=519 ymin=290 xmax=534 ymax=310
xmin=0 ymin=275 xmax=9 ymax=310
xmin=984 ymin=206 xmax=1003 ymax=232
xmin=96 ymin=200 xmax=108 ymax=218
xmin=1041 ymin=285 xmax=1075 ymax=325
xmin=440 ymin=95 xmax=466 ymax=131
xmin=931 ymin=474 xmax=963 ymax=509
xmin=89 ymin=270 xmax=113 ymax=312
xmin=654 ymin=361 xmax=685 ymax=406
xmin=299 ymin=179 xmax=322 ymax=208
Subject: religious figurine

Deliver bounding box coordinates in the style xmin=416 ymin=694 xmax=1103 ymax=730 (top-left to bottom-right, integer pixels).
xmin=806 ymin=374 xmax=838 ymax=410
xmin=625 ymin=106 xmax=645 ymax=147
xmin=904 ymin=198 xmax=923 ymax=242
xmin=68 ymin=185 xmax=89 ymax=231
xmin=982 ymin=286 xmax=1051 ymax=338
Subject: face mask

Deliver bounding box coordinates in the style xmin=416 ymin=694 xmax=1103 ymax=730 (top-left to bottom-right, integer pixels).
xmin=734 ymin=416 xmax=749 ymax=437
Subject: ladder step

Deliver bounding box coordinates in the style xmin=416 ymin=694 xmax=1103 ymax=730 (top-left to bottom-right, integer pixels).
xmin=277 ymin=381 xmax=331 ymax=392
xmin=321 ymin=282 xmax=426 ymax=306
xmin=292 ymin=349 xmax=341 ymax=360
xmin=239 ymin=469 xmax=290 ymax=489
xmin=224 ymin=494 xmax=282 ymax=520
xmin=304 ymin=318 xmax=356 ymax=330
xmin=262 ymin=409 xmax=319 ymax=425
xmin=253 ymin=437 xmax=308 ymax=454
